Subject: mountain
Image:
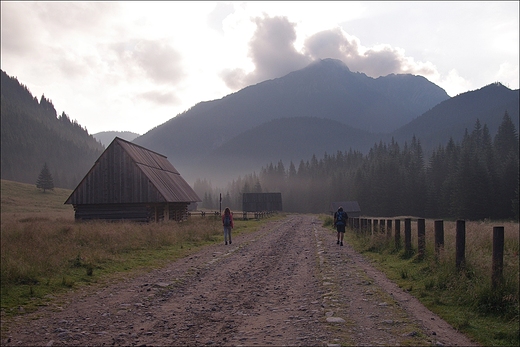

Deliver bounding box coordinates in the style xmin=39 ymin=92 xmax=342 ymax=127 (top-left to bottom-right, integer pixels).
xmin=203 ymin=117 xmax=378 ymax=180
xmin=134 ymin=59 xmax=449 ymax=184
xmin=390 ymin=83 xmax=519 ymax=153
xmin=1 ymin=70 xmax=104 ymax=189
xmin=93 ymin=131 xmax=140 ymax=147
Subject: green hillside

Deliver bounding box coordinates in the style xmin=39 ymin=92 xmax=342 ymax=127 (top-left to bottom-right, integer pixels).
xmin=1 ymin=179 xmax=73 ymax=217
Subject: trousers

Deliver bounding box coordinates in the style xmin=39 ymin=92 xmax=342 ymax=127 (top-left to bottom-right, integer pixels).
xmin=223 ymin=227 xmax=232 ymax=243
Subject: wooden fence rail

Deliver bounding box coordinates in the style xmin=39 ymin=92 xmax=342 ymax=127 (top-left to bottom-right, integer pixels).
xmin=187 ymin=210 xmax=276 ymax=221
xmin=348 ymin=217 xmax=506 ymax=288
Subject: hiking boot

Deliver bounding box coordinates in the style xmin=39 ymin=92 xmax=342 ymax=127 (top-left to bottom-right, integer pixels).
xmin=337 ymin=240 xmax=340 ymax=245
xmin=340 ymin=242 xmax=343 ymax=246
xmin=229 ymin=241 xmax=232 ymax=244
xmin=225 ymin=242 xmax=228 ymax=245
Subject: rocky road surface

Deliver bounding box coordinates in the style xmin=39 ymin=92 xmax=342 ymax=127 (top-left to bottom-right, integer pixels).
xmin=2 ymin=215 xmax=478 ymax=346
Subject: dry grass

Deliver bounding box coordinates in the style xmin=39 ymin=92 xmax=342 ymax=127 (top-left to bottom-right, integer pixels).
xmin=0 ymin=215 xmax=221 ymax=286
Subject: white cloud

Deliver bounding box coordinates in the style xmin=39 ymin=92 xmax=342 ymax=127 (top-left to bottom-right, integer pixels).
xmin=495 ymin=62 xmax=520 ymax=90
xmin=117 ymin=39 xmax=185 ymax=84
xmin=223 ymin=19 xmax=442 ymax=90
xmin=433 ymin=69 xmax=473 ymax=97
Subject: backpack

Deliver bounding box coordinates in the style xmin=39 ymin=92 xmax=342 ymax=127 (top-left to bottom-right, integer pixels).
xmin=223 ymin=214 xmax=231 ymax=227
xmin=336 ymin=211 xmax=345 ymax=226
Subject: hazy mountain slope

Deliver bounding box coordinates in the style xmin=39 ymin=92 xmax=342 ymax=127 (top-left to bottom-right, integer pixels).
xmin=0 ymin=70 xmax=104 ymax=189
xmin=93 ymin=131 xmax=140 ymax=147
xmin=134 ymin=59 xmax=449 ymax=172
xmin=390 ymin=83 xmax=519 ymax=153
xmin=189 ymin=117 xmax=378 ymax=184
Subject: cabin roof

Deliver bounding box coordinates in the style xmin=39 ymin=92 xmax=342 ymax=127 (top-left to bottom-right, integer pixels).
xmin=65 ymin=137 xmax=200 ymax=204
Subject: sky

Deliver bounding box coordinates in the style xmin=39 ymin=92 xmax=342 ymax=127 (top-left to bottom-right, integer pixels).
xmin=1 ymin=1 xmax=518 ymax=135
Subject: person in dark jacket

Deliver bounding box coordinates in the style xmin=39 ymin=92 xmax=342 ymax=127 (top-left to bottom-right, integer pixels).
xmin=333 ymin=206 xmax=348 ymax=246
xmin=222 ymin=207 xmax=234 ymax=245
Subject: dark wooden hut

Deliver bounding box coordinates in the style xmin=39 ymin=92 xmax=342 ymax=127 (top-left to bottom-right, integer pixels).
xmin=65 ymin=137 xmax=200 ymax=222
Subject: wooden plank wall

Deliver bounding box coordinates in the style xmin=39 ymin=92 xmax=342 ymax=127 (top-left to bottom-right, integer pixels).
xmin=74 ymin=202 xmax=189 ymax=222
xmin=69 ymin=142 xmax=164 ymax=205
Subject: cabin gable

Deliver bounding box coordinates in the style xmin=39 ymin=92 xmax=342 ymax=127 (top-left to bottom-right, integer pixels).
xmin=65 ymin=137 xmax=200 ymax=221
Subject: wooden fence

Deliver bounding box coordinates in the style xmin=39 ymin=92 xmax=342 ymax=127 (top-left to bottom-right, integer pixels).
xmin=187 ymin=210 xmax=276 ymax=221
xmin=348 ymin=217 xmax=506 ymax=288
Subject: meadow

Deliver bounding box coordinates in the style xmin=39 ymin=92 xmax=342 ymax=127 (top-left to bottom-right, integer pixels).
xmin=0 ymin=179 xmax=268 ymax=322
xmin=321 ymin=215 xmax=519 ymax=346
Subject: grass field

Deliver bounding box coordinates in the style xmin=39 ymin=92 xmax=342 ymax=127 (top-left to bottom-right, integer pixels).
xmin=321 ymin=215 xmax=519 ymax=346
xmin=0 ymin=179 xmax=273 ymax=329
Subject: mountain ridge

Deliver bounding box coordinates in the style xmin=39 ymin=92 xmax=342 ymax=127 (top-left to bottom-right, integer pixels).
xmin=133 ymin=59 xmax=450 ymax=183
xmin=389 ymin=82 xmax=519 ymax=152
xmin=93 ymin=131 xmax=141 ymax=147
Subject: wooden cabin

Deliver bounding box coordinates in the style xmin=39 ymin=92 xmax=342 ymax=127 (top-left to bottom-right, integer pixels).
xmin=65 ymin=137 xmax=200 ymax=222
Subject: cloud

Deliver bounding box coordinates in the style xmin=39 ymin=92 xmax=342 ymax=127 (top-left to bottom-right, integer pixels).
xmin=221 ymin=16 xmax=440 ymax=91
xmin=221 ymin=15 xmax=311 ymax=89
xmin=496 ymin=62 xmax=519 ymax=90
xmin=138 ymin=90 xmax=180 ymax=105
xmin=304 ymin=27 xmax=437 ymax=78
xmin=111 ymin=39 xmax=185 ymax=84
xmin=434 ymin=69 xmax=472 ymax=97
xmin=31 ymin=2 xmax=120 ymax=37
xmin=0 ymin=3 xmax=38 ymax=55
xmin=207 ymin=2 xmax=235 ymax=34
xmin=304 ymin=28 xmax=360 ymax=62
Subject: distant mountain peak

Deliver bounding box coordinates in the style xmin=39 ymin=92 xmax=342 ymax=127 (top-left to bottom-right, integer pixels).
xmin=306 ymin=58 xmax=352 ymax=72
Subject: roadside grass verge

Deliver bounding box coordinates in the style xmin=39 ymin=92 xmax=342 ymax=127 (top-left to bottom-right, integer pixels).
xmin=321 ymin=215 xmax=519 ymax=347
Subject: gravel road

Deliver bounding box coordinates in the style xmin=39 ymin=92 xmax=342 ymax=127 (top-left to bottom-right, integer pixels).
xmin=2 ymin=215 xmax=478 ymax=346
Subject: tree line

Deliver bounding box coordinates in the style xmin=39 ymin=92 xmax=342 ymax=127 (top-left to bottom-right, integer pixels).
xmin=196 ymin=112 xmax=519 ymax=221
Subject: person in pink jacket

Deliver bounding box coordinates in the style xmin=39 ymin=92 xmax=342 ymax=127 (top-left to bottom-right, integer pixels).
xmin=222 ymin=207 xmax=234 ymax=245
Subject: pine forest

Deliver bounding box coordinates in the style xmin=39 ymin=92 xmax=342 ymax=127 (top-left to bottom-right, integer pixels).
xmin=196 ymin=113 xmax=519 ymax=221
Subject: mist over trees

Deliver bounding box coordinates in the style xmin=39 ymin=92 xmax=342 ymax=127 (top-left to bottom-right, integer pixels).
xmin=196 ymin=113 xmax=519 ymax=221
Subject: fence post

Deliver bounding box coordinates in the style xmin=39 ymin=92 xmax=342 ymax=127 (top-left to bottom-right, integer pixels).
xmin=417 ymin=218 xmax=426 ymax=260
xmin=394 ymin=219 xmax=401 ymax=249
xmin=456 ymin=220 xmax=466 ymax=270
xmin=368 ymin=219 xmax=372 ymax=235
xmin=492 ymin=226 xmax=505 ymax=288
xmin=434 ymin=220 xmax=444 ymax=259
xmin=386 ymin=219 xmax=392 ymax=239
xmin=404 ymin=218 xmax=412 ymax=254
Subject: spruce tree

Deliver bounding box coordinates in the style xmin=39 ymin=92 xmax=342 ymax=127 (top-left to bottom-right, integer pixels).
xmin=36 ymin=162 xmax=54 ymax=192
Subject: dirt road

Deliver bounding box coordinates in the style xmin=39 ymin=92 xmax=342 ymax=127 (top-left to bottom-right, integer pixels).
xmin=2 ymin=215 xmax=477 ymax=346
